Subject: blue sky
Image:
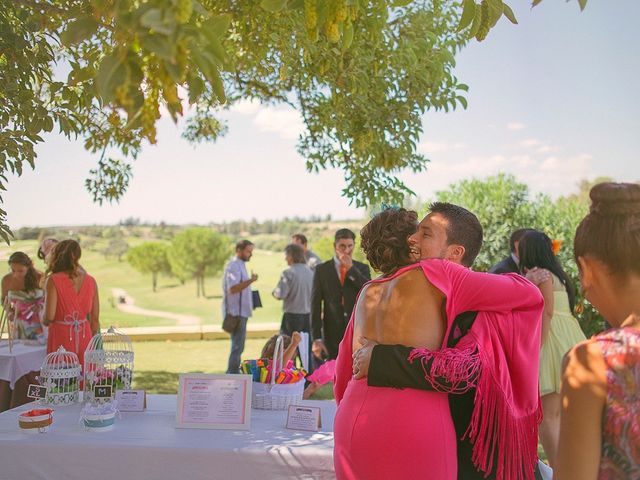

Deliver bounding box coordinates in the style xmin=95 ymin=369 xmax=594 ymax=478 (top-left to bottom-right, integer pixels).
xmin=4 ymin=0 xmax=639 ymax=228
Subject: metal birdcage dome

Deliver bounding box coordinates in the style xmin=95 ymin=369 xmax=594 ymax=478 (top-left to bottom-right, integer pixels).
xmin=40 ymin=346 xmax=81 ymax=406
xmin=83 ymin=326 xmax=134 ymax=404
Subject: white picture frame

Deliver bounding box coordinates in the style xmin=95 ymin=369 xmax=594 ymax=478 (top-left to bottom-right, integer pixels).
xmin=175 ymin=373 xmax=252 ymax=430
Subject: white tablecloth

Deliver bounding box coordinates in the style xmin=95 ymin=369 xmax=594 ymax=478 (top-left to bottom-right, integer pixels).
xmin=0 ymin=342 xmax=46 ymax=388
xmin=0 ymin=395 xmax=336 ymax=480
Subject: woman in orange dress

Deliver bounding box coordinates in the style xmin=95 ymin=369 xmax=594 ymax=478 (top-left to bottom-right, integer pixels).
xmin=43 ymin=240 xmax=100 ymax=369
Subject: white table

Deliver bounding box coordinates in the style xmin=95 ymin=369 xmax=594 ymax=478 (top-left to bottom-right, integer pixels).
xmin=0 ymin=342 xmax=46 ymax=389
xmin=0 ymin=395 xmax=337 ymax=480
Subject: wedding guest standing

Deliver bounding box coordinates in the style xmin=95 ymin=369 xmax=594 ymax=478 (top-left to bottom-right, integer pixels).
xmin=43 ymin=240 xmax=100 ymax=368
xmin=518 ymin=230 xmax=585 ymax=468
xmin=489 ymin=228 xmax=534 ymax=274
xmin=311 ymin=229 xmax=370 ymax=360
xmin=223 ymin=240 xmax=258 ymax=374
xmin=555 ymin=182 xmax=640 ymax=480
xmin=1 ymin=252 xmax=45 ymax=339
xmin=292 ymin=233 xmax=322 ymax=270
xmin=37 ymin=237 xmax=58 ymax=267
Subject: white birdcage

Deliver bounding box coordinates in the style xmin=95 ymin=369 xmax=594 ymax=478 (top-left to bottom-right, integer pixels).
xmin=83 ymin=327 xmax=134 ymax=404
xmin=39 ymin=346 xmax=81 ymax=406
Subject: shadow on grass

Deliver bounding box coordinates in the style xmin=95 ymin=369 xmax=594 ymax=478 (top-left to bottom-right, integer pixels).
xmin=133 ymin=371 xmax=185 ymax=394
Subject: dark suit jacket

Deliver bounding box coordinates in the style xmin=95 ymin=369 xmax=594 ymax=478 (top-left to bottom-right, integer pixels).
xmin=311 ymin=259 xmax=370 ymax=359
xmin=488 ymin=255 xmax=519 ymax=274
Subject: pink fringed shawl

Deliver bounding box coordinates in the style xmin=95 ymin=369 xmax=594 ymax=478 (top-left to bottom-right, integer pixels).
xmin=334 ymin=259 xmax=544 ymax=480
xmin=410 ymin=260 xmax=544 ymax=480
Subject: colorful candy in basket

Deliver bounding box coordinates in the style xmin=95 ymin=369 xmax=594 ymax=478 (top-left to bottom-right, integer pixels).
xmin=244 ymin=336 xmax=307 ymax=410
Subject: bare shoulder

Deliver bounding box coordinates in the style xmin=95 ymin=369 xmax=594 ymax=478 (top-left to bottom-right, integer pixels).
xmin=562 ymin=338 xmax=607 ymax=394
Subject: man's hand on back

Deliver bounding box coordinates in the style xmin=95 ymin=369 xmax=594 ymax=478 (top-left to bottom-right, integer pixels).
xmin=352 ymin=336 xmax=379 ymax=380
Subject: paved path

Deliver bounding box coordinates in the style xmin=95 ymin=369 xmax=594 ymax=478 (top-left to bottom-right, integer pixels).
xmin=111 ymin=288 xmax=201 ymax=326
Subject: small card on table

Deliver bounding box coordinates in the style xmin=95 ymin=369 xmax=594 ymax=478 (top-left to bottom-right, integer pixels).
xmin=27 ymin=384 xmax=47 ymax=400
xmin=285 ymin=405 xmax=322 ymax=432
xmin=175 ymin=373 xmax=252 ymax=430
xmin=116 ymin=389 xmax=146 ymax=411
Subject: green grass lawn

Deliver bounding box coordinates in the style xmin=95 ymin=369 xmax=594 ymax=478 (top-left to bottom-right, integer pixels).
xmin=2 ymin=240 xmax=294 ymax=328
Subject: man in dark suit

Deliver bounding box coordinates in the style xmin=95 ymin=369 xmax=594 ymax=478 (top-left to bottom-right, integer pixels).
xmin=311 ymin=228 xmax=371 ymax=360
xmin=488 ymin=228 xmax=534 ymax=273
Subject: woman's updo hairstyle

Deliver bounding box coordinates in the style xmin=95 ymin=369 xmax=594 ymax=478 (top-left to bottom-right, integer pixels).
xmin=574 ymin=182 xmax=640 ymax=276
xmin=48 ymin=239 xmax=82 ymax=277
xmin=360 ymin=207 xmax=418 ymax=276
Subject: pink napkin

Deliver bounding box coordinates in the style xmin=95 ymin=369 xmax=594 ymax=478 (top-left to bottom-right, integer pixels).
xmin=306 ymin=360 xmax=336 ymax=385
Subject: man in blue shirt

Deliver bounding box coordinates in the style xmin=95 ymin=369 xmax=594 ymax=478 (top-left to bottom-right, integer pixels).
xmin=223 ymin=240 xmax=258 ymax=374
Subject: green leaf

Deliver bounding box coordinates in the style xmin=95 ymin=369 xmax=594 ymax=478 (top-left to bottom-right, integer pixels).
xmin=140 ymin=34 xmax=174 ymax=61
xmin=531 ymin=0 xmax=543 ymax=6
xmin=486 ymin=0 xmax=504 ymax=28
xmin=209 ymin=67 xmax=226 ymax=104
xmin=202 ymin=15 xmax=231 ymax=39
xmin=342 ymin=22 xmax=354 ymax=50
xmin=60 ymin=17 xmax=99 ymax=46
xmin=260 ymin=0 xmax=287 ymax=13
xmin=457 ymin=0 xmax=476 ymax=31
xmin=468 ymin=3 xmax=482 ymax=38
xmin=287 ymin=0 xmax=304 ymax=9
xmin=578 ymin=0 xmax=587 ymax=10
xmin=186 ymin=74 xmax=205 ymax=104
xmin=392 ymin=0 xmax=413 ymax=6
xmin=456 ymin=95 xmax=468 ymax=109
xmin=140 ymin=8 xmax=174 ymax=36
xmin=502 ymin=3 xmax=517 ymax=24
xmin=96 ymin=53 xmax=127 ymax=104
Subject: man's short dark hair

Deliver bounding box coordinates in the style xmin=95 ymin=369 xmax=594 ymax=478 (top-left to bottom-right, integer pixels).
xmin=334 ymin=228 xmax=356 ymax=243
xmin=509 ymin=228 xmax=534 ymax=254
xmin=235 ymin=239 xmax=254 ymax=251
xmin=429 ymin=202 xmax=483 ymax=267
xmin=291 ymin=233 xmax=308 ymax=246
xmin=285 ymin=244 xmax=306 ymax=264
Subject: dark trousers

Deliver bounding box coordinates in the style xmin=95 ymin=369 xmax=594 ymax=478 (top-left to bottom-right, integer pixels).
xmin=226 ymin=316 xmax=248 ymax=374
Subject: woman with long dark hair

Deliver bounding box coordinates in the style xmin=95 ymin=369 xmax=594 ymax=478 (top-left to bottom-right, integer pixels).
xmin=555 ymin=182 xmax=640 ymax=479
xmin=518 ymin=230 xmax=585 ymax=468
xmin=43 ymin=240 xmax=100 ymax=367
xmin=1 ymin=252 xmax=45 ymax=340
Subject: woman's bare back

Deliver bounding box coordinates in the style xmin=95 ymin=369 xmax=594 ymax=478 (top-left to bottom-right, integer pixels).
xmin=352 ymin=267 xmax=446 ymax=352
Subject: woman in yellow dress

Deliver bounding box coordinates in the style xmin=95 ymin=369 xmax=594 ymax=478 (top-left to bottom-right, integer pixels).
xmin=518 ymin=230 xmax=585 ymax=468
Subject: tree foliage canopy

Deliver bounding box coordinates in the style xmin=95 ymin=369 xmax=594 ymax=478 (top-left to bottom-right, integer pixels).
xmin=433 ymin=173 xmax=603 ymax=337
xmin=0 ymin=0 xmax=586 ymax=242
xmin=127 ymin=241 xmax=172 ymax=291
xmin=167 ymin=227 xmax=230 ymax=297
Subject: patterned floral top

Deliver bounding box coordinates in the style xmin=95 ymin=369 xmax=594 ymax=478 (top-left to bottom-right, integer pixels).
xmin=596 ymin=327 xmax=640 ymax=479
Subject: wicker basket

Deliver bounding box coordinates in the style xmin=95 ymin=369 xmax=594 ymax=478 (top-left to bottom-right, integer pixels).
xmin=251 ymin=336 xmax=305 ymax=410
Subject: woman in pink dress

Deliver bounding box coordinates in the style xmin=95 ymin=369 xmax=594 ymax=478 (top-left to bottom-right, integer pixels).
xmin=333 ymin=207 xmax=544 ymax=480
xmin=43 ymin=240 xmax=100 ymax=368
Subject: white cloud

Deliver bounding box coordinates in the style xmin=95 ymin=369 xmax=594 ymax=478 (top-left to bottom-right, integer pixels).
xmin=521 ymin=138 xmax=541 ymax=148
xmin=536 ymin=144 xmax=561 ymax=154
xmin=229 ymin=99 xmax=262 ymax=115
xmin=229 ymin=101 xmax=305 ymax=140
xmin=406 ymin=151 xmax=594 ymax=199
xmin=507 ymin=122 xmax=526 ymax=131
xmin=418 ymin=141 xmax=465 ymax=154
xmin=254 ymin=108 xmax=305 ymax=140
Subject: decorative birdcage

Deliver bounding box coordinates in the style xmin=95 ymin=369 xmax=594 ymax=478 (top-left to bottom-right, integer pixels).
xmin=83 ymin=327 xmax=134 ymax=404
xmin=39 ymin=346 xmax=81 ymax=406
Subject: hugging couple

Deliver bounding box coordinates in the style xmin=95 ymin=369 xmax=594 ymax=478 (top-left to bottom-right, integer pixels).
xmin=333 ymin=203 xmax=546 ymax=480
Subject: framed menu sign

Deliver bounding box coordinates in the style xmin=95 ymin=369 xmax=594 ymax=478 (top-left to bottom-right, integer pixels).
xmin=175 ymin=373 xmax=252 ymax=430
